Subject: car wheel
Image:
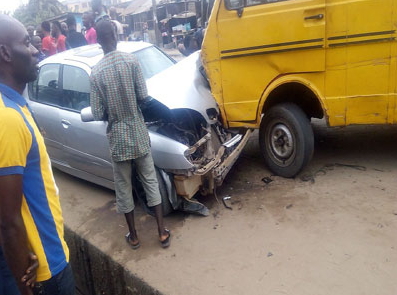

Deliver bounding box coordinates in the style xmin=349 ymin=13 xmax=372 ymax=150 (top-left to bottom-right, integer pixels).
xmin=132 ymin=167 xmax=173 ymax=216
xmin=259 ymin=103 xmax=314 ymax=178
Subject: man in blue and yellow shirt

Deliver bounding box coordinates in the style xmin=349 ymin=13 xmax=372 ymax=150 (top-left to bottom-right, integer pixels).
xmin=0 ymin=15 xmax=75 ymax=295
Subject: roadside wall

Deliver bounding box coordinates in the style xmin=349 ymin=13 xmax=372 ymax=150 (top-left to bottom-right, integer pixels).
xmin=65 ymin=227 xmax=164 ymax=295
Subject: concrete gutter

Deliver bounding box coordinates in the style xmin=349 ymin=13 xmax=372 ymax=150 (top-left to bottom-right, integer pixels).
xmin=65 ymin=228 xmax=163 ymax=295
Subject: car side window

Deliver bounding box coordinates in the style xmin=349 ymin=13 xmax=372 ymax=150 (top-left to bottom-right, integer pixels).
xmin=32 ymin=64 xmax=62 ymax=106
xmin=62 ymin=65 xmax=90 ymax=112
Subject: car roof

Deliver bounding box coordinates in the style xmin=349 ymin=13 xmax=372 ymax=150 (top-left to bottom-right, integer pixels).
xmin=40 ymin=41 xmax=153 ymax=68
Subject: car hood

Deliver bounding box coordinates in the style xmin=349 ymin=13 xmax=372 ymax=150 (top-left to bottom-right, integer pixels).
xmin=146 ymin=51 xmax=219 ymax=124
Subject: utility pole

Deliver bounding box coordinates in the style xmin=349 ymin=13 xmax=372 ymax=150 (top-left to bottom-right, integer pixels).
xmin=151 ymin=0 xmax=162 ymax=46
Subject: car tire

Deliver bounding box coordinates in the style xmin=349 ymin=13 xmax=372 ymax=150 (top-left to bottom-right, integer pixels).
xmin=259 ymin=103 xmax=314 ymax=178
xmin=132 ymin=167 xmax=173 ymax=216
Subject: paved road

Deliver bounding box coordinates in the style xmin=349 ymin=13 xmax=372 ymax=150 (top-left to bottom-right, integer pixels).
xmin=57 ymin=119 xmax=397 ymax=295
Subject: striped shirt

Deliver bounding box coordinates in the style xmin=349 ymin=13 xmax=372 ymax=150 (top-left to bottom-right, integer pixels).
xmin=0 ymin=84 xmax=69 ymax=281
xmin=90 ymin=50 xmax=150 ymax=161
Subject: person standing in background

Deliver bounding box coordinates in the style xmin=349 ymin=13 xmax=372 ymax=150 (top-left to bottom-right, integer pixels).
xmin=35 ymin=25 xmax=44 ymax=39
xmin=65 ymin=15 xmax=87 ymax=49
xmin=26 ymin=25 xmax=34 ymax=39
xmin=109 ymin=7 xmax=124 ymax=41
xmin=61 ymin=22 xmax=69 ymax=37
xmin=40 ymin=21 xmax=52 ymax=56
xmin=31 ymin=35 xmax=46 ymax=62
xmin=83 ymin=11 xmax=97 ymax=44
xmin=42 ymin=21 xmax=66 ymax=56
xmin=92 ymin=0 xmax=110 ymax=24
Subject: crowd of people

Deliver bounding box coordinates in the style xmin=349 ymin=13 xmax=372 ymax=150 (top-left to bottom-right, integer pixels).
xmin=26 ymin=1 xmax=125 ymax=63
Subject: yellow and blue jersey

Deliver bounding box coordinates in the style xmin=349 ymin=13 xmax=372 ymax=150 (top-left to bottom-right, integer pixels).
xmin=0 ymin=83 xmax=69 ymax=282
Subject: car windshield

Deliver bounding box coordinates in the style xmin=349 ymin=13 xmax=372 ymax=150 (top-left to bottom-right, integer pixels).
xmin=134 ymin=46 xmax=175 ymax=80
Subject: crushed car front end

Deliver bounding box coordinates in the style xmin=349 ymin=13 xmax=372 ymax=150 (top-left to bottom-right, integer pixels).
xmin=144 ymin=52 xmax=252 ymax=202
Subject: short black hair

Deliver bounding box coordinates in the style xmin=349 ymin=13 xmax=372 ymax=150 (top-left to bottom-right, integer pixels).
xmin=41 ymin=21 xmax=50 ymax=32
xmin=96 ymin=20 xmax=115 ymax=44
xmin=66 ymin=15 xmax=76 ymax=27
xmin=52 ymin=20 xmax=62 ymax=32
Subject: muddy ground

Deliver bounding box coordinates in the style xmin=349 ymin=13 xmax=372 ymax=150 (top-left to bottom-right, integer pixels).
xmin=57 ymin=119 xmax=397 ymax=295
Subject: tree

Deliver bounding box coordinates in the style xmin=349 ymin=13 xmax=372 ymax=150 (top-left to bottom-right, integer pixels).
xmin=13 ymin=0 xmax=66 ymax=27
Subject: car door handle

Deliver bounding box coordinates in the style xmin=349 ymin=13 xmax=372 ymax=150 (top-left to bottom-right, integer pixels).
xmin=61 ymin=119 xmax=71 ymax=128
xmin=304 ymin=14 xmax=324 ymax=20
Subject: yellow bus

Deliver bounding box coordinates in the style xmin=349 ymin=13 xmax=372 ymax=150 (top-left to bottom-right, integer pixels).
xmin=201 ymin=0 xmax=397 ymax=177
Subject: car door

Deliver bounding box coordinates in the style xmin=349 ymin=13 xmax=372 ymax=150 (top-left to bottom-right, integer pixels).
xmin=59 ymin=63 xmax=114 ymax=181
xmin=28 ymin=63 xmax=66 ymax=165
xmin=325 ymin=0 xmax=394 ymax=125
xmin=392 ymin=3 xmax=397 ymax=124
xmin=216 ymin=0 xmax=326 ymax=122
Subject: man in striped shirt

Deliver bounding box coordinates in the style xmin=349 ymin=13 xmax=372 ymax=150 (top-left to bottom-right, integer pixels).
xmin=0 ymin=15 xmax=75 ymax=295
xmin=90 ymin=20 xmax=171 ymax=249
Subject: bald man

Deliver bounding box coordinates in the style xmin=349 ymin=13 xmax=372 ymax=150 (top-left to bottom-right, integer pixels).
xmin=0 ymin=15 xmax=75 ymax=295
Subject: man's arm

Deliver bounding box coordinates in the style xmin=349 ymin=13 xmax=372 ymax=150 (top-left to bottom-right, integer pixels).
xmin=90 ymin=76 xmax=107 ymax=121
xmin=0 ymin=174 xmax=33 ymax=295
xmin=41 ymin=37 xmax=51 ymax=57
xmin=132 ymin=58 xmax=148 ymax=103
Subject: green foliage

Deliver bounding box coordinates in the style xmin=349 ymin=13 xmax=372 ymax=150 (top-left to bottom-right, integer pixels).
xmin=13 ymin=0 xmax=67 ymax=27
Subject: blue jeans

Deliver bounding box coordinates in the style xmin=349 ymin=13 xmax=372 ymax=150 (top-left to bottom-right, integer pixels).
xmin=0 ymin=247 xmax=20 ymax=295
xmin=32 ymin=264 xmax=75 ymax=295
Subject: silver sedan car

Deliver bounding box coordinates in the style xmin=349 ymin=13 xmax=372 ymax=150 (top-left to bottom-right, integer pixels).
xmin=27 ymin=42 xmax=251 ymax=215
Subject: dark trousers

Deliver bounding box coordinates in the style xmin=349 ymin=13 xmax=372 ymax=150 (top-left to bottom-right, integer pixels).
xmin=32 ymin=264 xmax=75 ymax=295
xmin=0 ymin=247 xmax=20 ymax=295
xmin=0 ymin=247 xmax=75 ymax=295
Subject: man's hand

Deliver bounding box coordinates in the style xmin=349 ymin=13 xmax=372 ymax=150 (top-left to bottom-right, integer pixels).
xmin=21 ymin=252 xmax=38 ymax=287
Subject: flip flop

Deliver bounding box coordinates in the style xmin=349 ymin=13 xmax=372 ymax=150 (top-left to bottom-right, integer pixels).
xmin=160 ymin=229 xmax=171 ymax=248
xmin=125 ymin=232 xmax=140 ymax=250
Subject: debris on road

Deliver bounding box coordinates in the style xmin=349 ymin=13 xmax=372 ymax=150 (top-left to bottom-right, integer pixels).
xmin=261 ymin=176 xmax=273 ymax=184
xmin=222 ymin=196 xmax=233 ymax=210
xmin=300 ymin=163 xmax=367 ymax=183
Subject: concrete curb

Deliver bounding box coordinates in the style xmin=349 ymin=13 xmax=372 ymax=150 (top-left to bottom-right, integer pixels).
xmin=65 ymin=227 xmax=164 ymax=295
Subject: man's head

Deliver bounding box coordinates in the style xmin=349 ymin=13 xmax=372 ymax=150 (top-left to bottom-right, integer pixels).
xmin=26 ymin=25 xmax=35 ymax=37
xmin=31 ymin=35 xmax=42 ymax=51
xmin=51 ymin=21 xmax=63 ymax=38
xmin=109 ymin=6 xmax=117 ymax=19
xmin=36 ymin=24 xmax=44 ymax=39
xmin=83 ymin=11 xmax=94 ymax=29
xmin=91 ymin=0 xmax=103 ymax=14
xmin=41 ymin=21 xmax=51 ymax=35
xmin=66 ymin=15 xmax=77 ymax=30
xmin=0 ymin=15 xmax=39 ymax=93
xmin=61 ymin=22 xmax=68 ymax=35
xmin=96 ymin=20 xmax=117 ymax=54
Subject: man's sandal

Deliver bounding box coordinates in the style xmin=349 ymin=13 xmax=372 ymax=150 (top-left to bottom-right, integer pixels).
xmin=160 ymin=229 xmax=171 ymax=248
xmin=125 ymin=232 xmax=140 ymax=250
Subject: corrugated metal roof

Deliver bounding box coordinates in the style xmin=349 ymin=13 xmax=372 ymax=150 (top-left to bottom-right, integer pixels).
xmin=123 ymin=0 xmax=161 ymax=15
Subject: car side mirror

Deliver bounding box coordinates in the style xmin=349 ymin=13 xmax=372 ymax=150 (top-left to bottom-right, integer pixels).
xmin=80 ymin=106 xmax=94 ymax=122
xmin=224 ymin=0 xmax=244 ymax=17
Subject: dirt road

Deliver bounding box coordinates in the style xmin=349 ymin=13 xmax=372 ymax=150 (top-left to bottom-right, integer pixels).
xmin=57 ymin=119 xmax=397 ymax=295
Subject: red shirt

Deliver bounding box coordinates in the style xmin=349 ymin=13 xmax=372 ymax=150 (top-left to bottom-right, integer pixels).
xmin=42 ymin=35 xmax=67 ymax=56
xmin=85 ymin=27 xmax=97 ymax=44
